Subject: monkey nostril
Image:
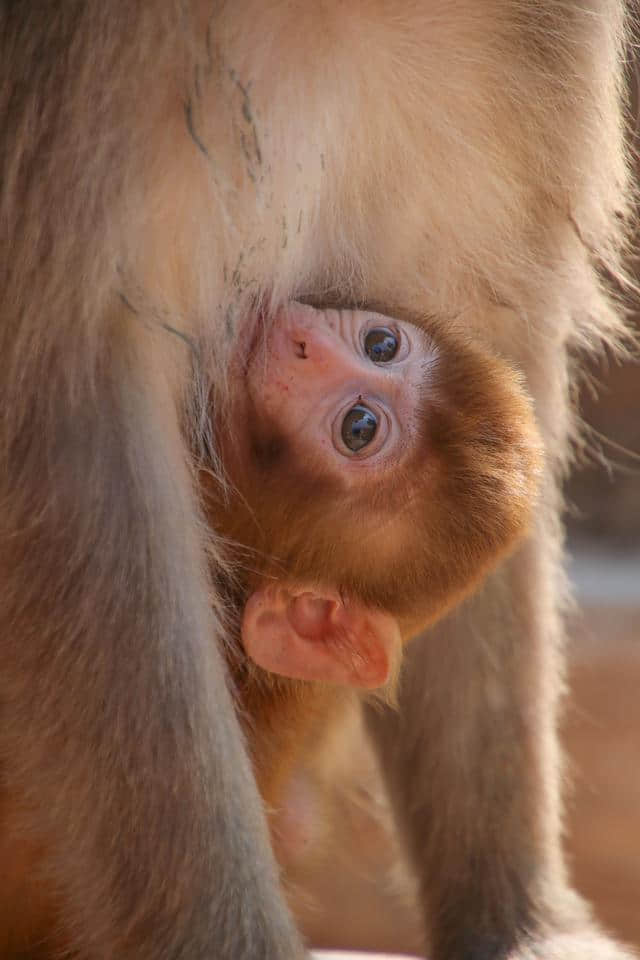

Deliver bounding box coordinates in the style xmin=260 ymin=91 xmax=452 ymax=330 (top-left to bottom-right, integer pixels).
xmin=294 ymin=341 xmax=308 ymax=359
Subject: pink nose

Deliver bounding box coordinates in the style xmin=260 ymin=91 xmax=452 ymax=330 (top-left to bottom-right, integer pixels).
xmin=293 ymin=338 xmax=308 ymax=359
xmin=286 ymin=325 xmax=339 ymax=372
xmin=272 ymin=303 xmax=355 ymax=374
xmin=281 ymin=315 xmax=329 ymax=363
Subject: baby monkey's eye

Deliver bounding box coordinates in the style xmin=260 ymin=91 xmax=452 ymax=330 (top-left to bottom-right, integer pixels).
xmin=341 ymin=404 xmax=378 ymax=453
xmin=364 ymin=327 xmax=399 ymax=363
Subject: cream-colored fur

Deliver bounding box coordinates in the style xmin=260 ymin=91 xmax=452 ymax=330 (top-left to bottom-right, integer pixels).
xmin=1 ymin=2 xmax=635 ymax=958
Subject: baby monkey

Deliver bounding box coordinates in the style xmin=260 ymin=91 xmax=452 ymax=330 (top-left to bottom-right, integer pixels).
xmin=204 ymin=302 xmax=542 ymax=799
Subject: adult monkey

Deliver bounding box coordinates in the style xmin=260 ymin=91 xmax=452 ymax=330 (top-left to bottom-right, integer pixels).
xmin=0 ymin=3 xmax=635 ymax=960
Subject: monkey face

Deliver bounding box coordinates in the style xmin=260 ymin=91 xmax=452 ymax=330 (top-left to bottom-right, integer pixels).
xmin=212 ymin=302 xmax=542 ymax=641
xmin=241 ymin=302 xmax=436 ymax=487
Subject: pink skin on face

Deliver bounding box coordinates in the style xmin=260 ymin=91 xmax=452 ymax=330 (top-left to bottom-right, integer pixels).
xmin=245 ymin=302 xmax=436 ymax=484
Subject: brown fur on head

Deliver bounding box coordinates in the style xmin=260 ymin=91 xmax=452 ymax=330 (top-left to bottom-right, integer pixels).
xmin=207 ymin=314 xmax=543 ymax=638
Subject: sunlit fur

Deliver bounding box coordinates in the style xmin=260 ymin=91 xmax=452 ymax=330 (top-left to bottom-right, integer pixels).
xmin=0 ymin=2 xmax=636 ymax=959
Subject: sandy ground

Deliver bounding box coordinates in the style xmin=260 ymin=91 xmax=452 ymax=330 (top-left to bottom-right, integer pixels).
xmin=279 ymin=586 xmax=640 ymax=956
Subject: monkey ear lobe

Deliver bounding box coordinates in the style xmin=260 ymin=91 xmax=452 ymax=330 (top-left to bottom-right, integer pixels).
xmin=241 ymin=583 xmax=401 ymax=689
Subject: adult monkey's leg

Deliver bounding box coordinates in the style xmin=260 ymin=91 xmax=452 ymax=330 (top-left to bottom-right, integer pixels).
xmin=0 ymin=5 xmax=303 ymax=958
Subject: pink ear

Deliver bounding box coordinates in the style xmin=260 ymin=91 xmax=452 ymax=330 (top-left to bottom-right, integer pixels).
xmin=241 ymin=582 xmax=400 ymax=689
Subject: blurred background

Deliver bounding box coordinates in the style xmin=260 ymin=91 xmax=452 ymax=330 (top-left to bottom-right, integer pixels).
xmin=555 ymin=62 xmax=640 ymax=951
xmin=562 ymin=307 xmax=639 ymax=952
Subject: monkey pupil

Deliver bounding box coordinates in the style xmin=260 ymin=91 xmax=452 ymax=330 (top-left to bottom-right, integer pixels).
xmin=341 ymin=404 xmax=378 ymax=452
xmin=364 ymin=327 xmax=398 ymax=362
